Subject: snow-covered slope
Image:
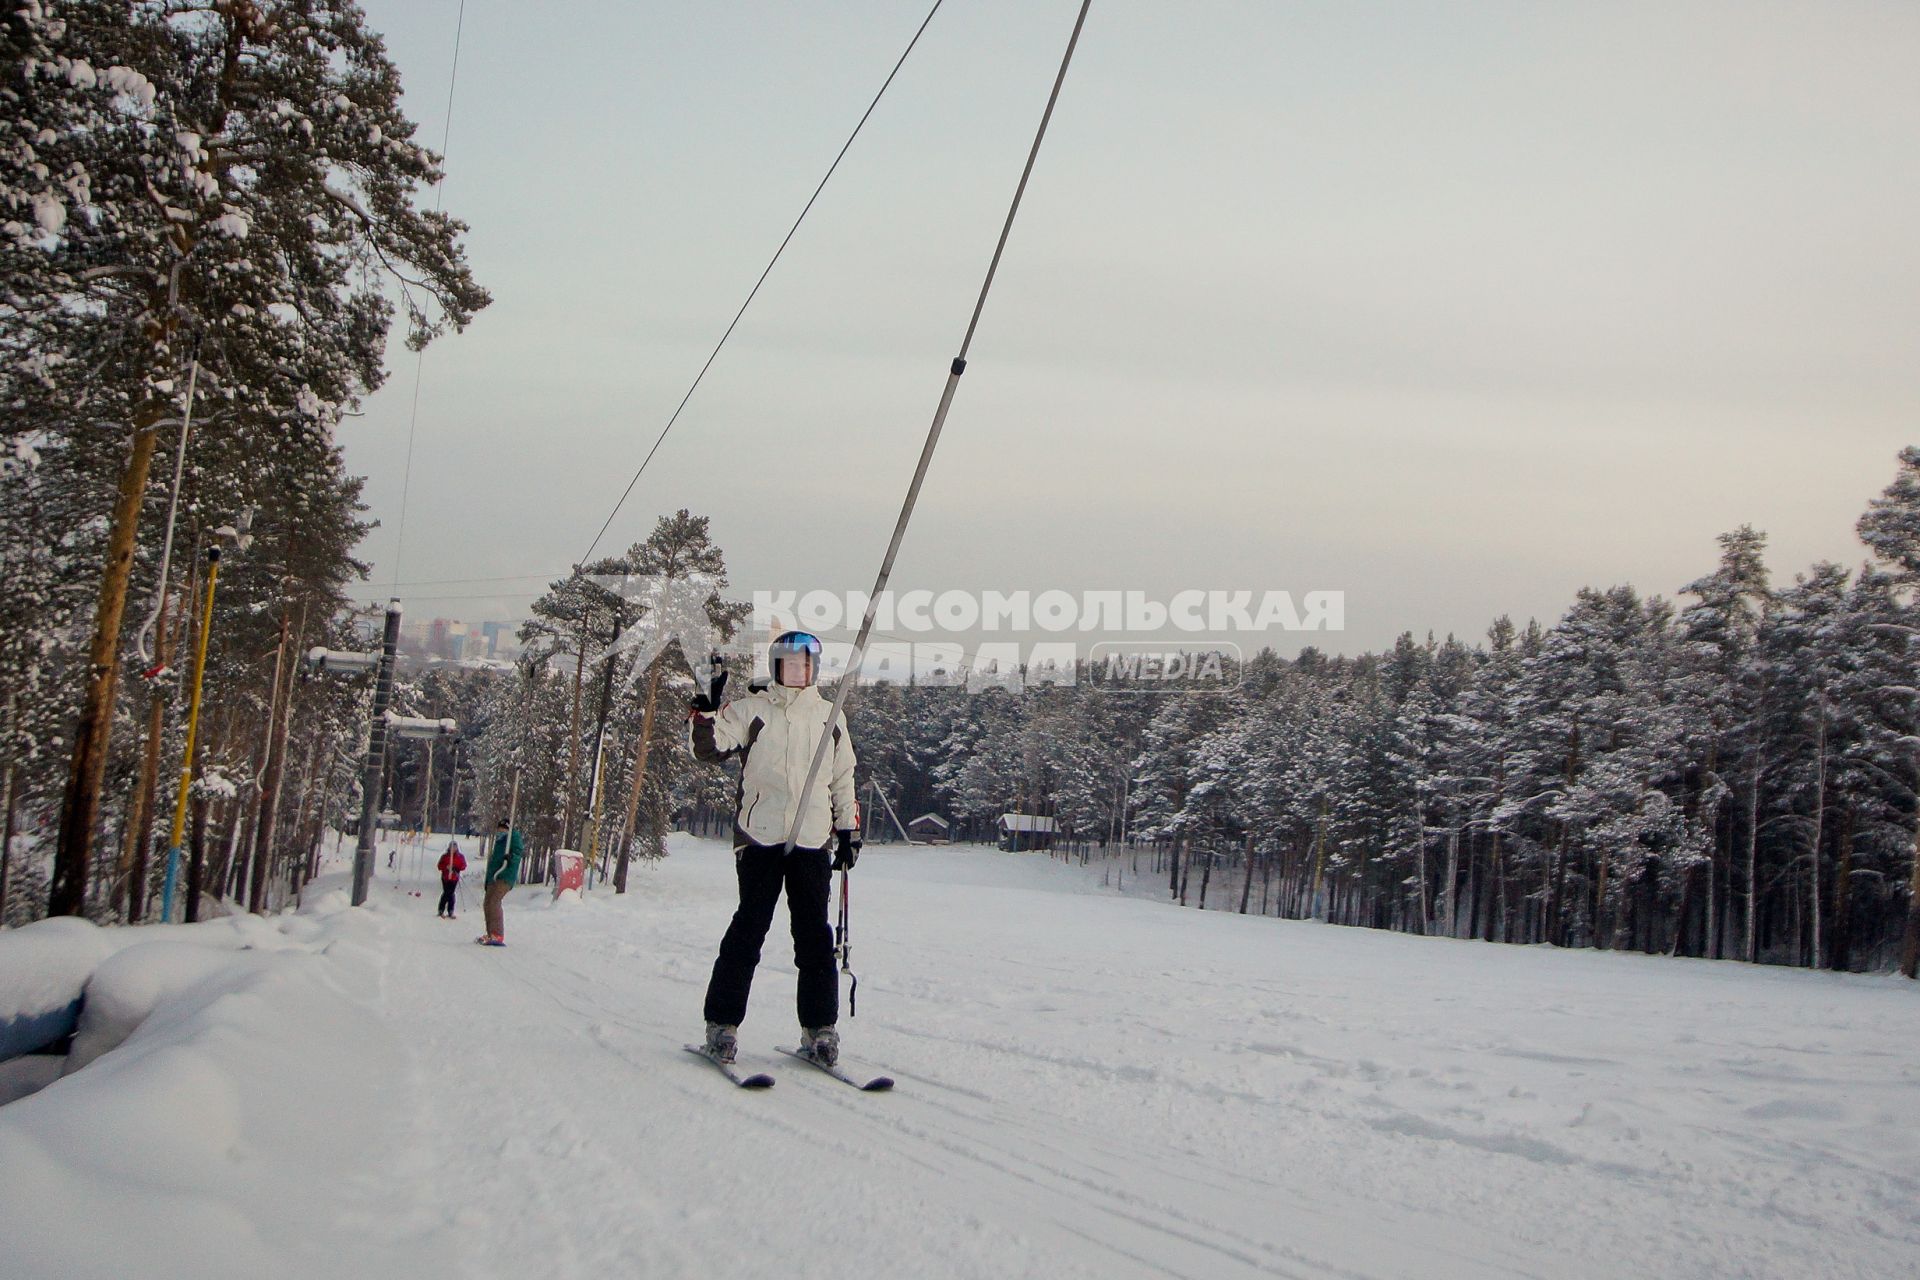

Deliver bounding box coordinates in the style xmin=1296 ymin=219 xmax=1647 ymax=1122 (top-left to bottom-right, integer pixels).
xmin=3 ymin=834 xmax=1915 ymax=1279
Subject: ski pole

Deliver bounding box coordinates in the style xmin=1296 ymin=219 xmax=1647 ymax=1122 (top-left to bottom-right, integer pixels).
xmin=837 ymin=867 xmax=857 ymax=1018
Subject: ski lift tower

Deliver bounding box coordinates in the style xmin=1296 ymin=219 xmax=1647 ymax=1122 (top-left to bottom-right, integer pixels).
xmin=384 ymin=712 xmax=460 ymax=875
xmin=305 ymin=599 xmax=403 ymax=906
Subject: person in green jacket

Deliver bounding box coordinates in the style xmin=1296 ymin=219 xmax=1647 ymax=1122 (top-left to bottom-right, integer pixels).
xmin=479 ymin=818 xmax=524 ymax=946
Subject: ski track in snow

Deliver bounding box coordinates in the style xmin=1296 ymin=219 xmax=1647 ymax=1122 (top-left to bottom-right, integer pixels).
xmin=9 ymin=832 xmax=1918 ymax=1279
xmin=353 ymin=835 xmax=1920 ymax=1280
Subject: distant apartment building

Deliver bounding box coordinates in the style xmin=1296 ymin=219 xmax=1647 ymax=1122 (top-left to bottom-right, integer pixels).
xmin=427 ymin=618 xmax=470 ymax=661
xmin=480 ymin=620 xmax=516 ymax=660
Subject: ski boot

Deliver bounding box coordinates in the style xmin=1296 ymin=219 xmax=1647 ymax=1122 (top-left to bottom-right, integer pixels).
xmin=800 ymin=1025 xmax=839 ymax=1068
xmin=704 ymin=1022 xmax=739 ymax=1064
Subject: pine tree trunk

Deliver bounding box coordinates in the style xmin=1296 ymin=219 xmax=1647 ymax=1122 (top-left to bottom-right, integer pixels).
xmin=204 ymin=796 xmax=233 ymax=902
xmin=1412 ymin=803 xmax=1430 ymax=935
xmin=250 ymin=613 xmax=297 ymax=913
xmin=116 ymin=584 xmax=172 ymax=920
xmin=580 ymin=617 xmax=623 ymax=872
xmin=614 ymin=662 xmax=664 ymax=893
xmin=0 ymin=755 xmax=17 ymax=924
xmin=1237 ymin=832 xmax=1254 ymax=914
xmin=1443 ymin=817 xmax=1461 ymax=939
xmin=1707 ymin=815 xmax=1723 ymax=960
xmin=185 ymin=793 xmax=209 ymax=923
xmin=51 ymin=418 xmax=163 ymax=916
xmin=120 ymin=678 xmax=167 ymax=922
xmin=125 ymin=571 xmax=193 ymax=922
xmin=1594 ymin=840 xmax=1613 ymax=951
xmin=1808 ymin=699 xmax=1826 ymax=968
xmin=1745 ymin=761 xmax=1762 ymax=963
xmin=561 ymin=622 xmax=588 ymax=849
xmin=1548 ymin=823 xmax=1571 ymax=946
xmin=1355 ymin=843 xmax=1372 ymax=929
xmin=231 ymin=794 xmax=258 ymax=901
xmin=1310 ymin=797 xmax=1329 ymax=920
xmin=1668 ymin=862 xmax=1695 ymax=957
xmin=1902 ymin=779 xmax=1920 ymax=979
xmin=1482 ymin=832 xmax=1497 ymax=940
xmin=1464 ymin=828 xmax=1482 ymax=941
xmin=286 ymin=736 xmax=321 ymax=903
xmin=1547 ymin=729 xmax=1579 ymax=946
xmin=646 ymin=790 xmax=668 ymax=874
xmin=1830 ymin=805 xmax=1854 ymax=973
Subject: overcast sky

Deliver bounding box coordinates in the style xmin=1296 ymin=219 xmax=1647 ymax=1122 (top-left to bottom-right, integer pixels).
xmin=336 ymin=0 xmax=1920 ymax=656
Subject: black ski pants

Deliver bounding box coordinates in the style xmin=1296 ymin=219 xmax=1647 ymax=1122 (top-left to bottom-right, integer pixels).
xmin=703 ymin=842 xmax=837 ymax=1030
xmin=437 ymin=881 xmax=457 ymax=916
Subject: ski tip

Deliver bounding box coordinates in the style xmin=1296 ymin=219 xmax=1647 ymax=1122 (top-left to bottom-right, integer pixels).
xmin=685 ymin=1044 xmax=776 ymax=1088
xmin=777 ymin=1045 xmax=894 ymax=1091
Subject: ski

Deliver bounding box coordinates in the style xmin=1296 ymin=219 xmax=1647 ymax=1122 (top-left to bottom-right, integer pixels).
xmin=684 ymin=1044 xmax=775 ymax=1089
xmin=777 ymin=1046 xmax=894 ymax=1092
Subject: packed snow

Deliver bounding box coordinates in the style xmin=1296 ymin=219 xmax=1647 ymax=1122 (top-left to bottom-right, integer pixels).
xmin=2 ymin=832 xmax=1916 ymax=1280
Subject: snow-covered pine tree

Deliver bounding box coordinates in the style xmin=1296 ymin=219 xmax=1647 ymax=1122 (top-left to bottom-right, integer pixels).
xmin=1675 ymin=525 xmax=1772 ymax=959
xmin=7 ymin=1 xmax=489 ymax=916
xmin=608 ymin=510 xmax=747 ymax=891
xmin=1856 ymin=447 xmax=1920 ymax=977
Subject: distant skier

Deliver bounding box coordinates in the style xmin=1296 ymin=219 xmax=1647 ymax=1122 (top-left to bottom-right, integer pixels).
xmin=479 ymin=818 xmax=524 ymax=946
xmin=689 ymin=631 xmax=860 ymax=1066
xmin=436 ymin=840 xmax=467 ymax=919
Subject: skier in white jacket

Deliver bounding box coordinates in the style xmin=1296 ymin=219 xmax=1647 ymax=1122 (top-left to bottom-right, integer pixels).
xmin=689 ymin=630 xmax=860 ymax=1067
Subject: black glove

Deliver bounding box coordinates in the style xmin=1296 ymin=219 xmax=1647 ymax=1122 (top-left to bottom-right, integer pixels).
xmin=692 ymin=657 xmax=728 ymax=715
xmin=832 ymin=828 xmax=862 ymax=870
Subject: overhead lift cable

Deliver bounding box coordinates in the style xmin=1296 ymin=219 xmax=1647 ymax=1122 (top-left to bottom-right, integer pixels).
xmin=392 ymin=0 xmax=469 ymax=591
xmin=578 ymin=0 xmax=948 ymax=566
xmin=783 ymin=0 xmax=1095 ymax=854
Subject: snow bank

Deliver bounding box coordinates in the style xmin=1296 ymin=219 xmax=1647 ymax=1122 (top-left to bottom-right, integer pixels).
xmin=0 ymin=900 xmax=334 ymax=1064
xmin=0 ymin=917 xmax=126 ymax=1059
xmin=0 ymin=903 xmax=429 ymax=1280
xmin=60 ymin=907 xmax=348 ymax=1071
xmin=66 ymin=941 xmax=277 ymax=1071
xmin=0 ymin=1054 xmax=61 ymax=1106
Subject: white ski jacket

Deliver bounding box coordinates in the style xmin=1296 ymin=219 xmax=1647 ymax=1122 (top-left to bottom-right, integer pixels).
xmin=688 ymin=682 xmax=858 ymax=852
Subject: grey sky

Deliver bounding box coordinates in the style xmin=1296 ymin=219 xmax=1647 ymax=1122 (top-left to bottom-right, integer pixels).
xmin=337 ymin=0 xmax=1920 ymax=655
